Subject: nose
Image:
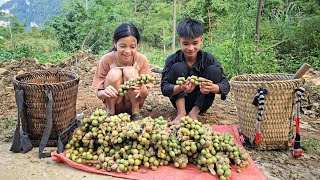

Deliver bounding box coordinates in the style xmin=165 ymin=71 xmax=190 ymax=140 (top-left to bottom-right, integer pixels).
xmin=187 ymin=45 xmax=194 ymax=51
xmin=123 ymin=47 xmax=131 ymax=53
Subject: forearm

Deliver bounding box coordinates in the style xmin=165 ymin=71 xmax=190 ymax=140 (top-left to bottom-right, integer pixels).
xmin=217 ymin=80 xmax=230 ymax=96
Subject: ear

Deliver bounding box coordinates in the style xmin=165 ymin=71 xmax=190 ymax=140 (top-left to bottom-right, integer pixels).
xmin=199 ymin=36 xmax=204 ymax=43
xmin=178 ymin=38 xmax=181 ymax=44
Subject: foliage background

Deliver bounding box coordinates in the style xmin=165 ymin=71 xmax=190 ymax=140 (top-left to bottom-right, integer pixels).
xmin=1 ymin=0 xmax=319 ymax=78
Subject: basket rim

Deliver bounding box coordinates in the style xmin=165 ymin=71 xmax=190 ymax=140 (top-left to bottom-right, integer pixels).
xmin=230 ymin=73 xmax=303 ymax=84
xmin=13 ymin=70 xmax=79 ymax=86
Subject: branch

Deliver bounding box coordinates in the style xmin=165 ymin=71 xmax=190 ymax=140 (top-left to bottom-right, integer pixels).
xmin=88 ymin=39 xmax=101 ymax=52
xmin=265 ymin=39 xmax=291 ymax=50
xmin=81 ymin=28 xmax=96 ymax=51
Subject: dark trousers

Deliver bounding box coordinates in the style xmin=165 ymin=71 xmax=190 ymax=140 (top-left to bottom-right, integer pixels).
xmin=168 ymin=62 xmax=222 ymax=113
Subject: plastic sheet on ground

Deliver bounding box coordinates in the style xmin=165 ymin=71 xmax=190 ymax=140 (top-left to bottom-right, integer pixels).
xmin=52 ymin=125 xmax=266 ymax=180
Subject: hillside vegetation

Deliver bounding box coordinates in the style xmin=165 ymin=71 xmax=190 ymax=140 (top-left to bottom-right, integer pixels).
xmin=1 ymin=0 xmax=320 ymax=77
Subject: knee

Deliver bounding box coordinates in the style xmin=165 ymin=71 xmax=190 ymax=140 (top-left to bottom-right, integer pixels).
xmin=106 ymin=68 xmax=123 ymax=83
xmin=204 ymin=65 xmax=222 ymax=83
xmin=170 ymin=62 xmax=188 ymax=76
xmin=123 ymin=66 xmax=139 ymax=79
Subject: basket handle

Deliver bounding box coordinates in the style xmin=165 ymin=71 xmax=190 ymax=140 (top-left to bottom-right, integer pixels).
xmin=10 ymin=89 xmax=33 ymax=153
xmin=38 ymin=90 xmax=81 ymax=157
xmin=57 ymin=118 xmax=81 ymax=153
xmin=38 ymin=90 xmax=54 ymax=158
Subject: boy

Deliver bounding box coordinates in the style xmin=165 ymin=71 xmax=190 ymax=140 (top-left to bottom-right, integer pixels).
xmin=161 ymin=18 xmax=230 ymax=125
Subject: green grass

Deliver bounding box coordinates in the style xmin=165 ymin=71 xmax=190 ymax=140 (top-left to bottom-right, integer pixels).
xmin=301 ymin=138 xmax=320 ymax=155
xmin=0 ymin=116 xmax=16 ymax=130
xmin=139 ymin=44 xmax=170 ymax=68
xmin=0 ymin=116 xmax=16 ymax=142
xmin=0 ymin=31 xmax=70 ymax=64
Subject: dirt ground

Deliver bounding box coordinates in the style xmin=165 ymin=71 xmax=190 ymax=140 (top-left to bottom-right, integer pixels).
xmin=0 ymin=52 xmax=319 ymax=179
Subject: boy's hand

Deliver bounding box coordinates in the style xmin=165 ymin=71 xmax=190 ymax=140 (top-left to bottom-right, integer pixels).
xmin=181 ymin=81 xmax=196 ymax=93
xmin=200 ymin=82 xmax=220 ymax=94
xmin=98 ymin=85 xmax=118 ymax=98
xmin=133 ymin=84 xmax=148 ymax=98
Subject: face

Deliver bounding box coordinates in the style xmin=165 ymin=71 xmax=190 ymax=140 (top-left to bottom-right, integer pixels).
xmin=114 ymin=36 xmax=138 ymax=64
xmin=178 ymin=36 xmax=203 ymax=61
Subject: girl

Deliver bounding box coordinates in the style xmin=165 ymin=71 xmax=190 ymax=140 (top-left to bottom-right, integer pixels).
xmin=92 ymin=22 xmax=151 ymax=120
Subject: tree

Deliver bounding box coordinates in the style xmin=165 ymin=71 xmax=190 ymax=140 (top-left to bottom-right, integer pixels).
xmin=256 ymin=0 xmax=263 ymax=51
xmin=50 ymin=0 xmax=114 ymax=53
xmin=172 ymin=0 xmax=176 ymax=53
xmin=0 ymin=12 xmax=25 ymax=46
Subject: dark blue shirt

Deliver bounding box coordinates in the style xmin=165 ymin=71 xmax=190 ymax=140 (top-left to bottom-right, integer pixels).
xmin=161 ymin=50 xmax=230 ymax=99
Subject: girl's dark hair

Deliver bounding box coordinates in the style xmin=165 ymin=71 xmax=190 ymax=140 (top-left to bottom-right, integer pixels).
xmin=110 ymin=22 xmax=140 ymax=52
xmin=176 ymin=18 xmax=203 ymax=38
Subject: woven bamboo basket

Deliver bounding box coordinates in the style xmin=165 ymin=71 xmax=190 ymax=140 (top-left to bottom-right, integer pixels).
xmin=13 ymin=70 xmax=79 ymax=146
xmin=230 ymin=74 xmax=304 ymax=150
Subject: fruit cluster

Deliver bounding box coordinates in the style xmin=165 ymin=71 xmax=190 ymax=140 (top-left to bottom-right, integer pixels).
xmin=176 ymin=75 xmax=212 ymax=86
xmin=118 ymin=74 xmax=155 ymax=96
xmin=65 ymin=109 xmax=249 ymax=179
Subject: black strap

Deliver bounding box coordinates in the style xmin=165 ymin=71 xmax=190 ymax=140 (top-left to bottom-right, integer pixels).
xmin=38 ymin=90 xmax=53 ymax=158
xmin=38 ymin=89 xmax=80 ymax=157
xmin=10 ymin=89 xmax=33 ymax=153
xmin=57 ymin=118 xmax=80 ymax=153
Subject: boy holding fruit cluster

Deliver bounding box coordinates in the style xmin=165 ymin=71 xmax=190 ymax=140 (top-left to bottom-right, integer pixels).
xmin=161 ymin=18 xmax=230 ymax=124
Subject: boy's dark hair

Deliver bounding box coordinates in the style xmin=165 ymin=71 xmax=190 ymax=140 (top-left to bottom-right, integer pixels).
xmin=176 ymin=18 xmax=203 ymax=38
xmin=110 ymin=22 xmax=140 ymax=51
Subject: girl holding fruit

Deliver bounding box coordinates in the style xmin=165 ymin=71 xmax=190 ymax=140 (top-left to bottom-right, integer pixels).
xmin=92 ymin=22 xmax=152 ymax=121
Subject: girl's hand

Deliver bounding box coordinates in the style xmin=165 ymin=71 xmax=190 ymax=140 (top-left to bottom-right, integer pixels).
xmin=98 ymin=85 xmax=118 ymax=98
xmin=181 ymin=81 xmax=196 ymax=93
xmin=133 ymin=84 xmax=148 ymax=98
xmin=200 ymin=82 xmax=219 ymax=94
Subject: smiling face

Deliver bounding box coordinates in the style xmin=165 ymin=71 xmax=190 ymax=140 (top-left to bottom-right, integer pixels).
xmin=178 ymin=36 xmax=203 ymax=62
xmin=114 ymin=35 xmax=138 ymax=66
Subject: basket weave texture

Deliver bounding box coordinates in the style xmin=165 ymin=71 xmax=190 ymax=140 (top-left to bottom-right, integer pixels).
xmin=13 ymin=70 xmax=79 ymax=146
xmin=230 ymin=74 xmax=304 ymax=150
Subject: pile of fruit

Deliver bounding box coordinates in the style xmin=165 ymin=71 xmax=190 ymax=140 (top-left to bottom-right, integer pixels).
xmin=65 ymin=109 xmax=249 ymax=179
xmin=176 ymin=75 xmax=212 ymax=86
xmin=118 ymin=74 xmax=155 ymax=96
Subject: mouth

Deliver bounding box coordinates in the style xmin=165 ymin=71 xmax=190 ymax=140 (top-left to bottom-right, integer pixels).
xmin=122 ymin=54 xmax=131 ymax=59
xmin=186 ymin=52 xmax=195 ymax=56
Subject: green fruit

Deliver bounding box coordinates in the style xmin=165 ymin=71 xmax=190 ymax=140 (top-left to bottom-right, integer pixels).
xmin=134 ymin=159 xmax=141 ymax=166
xmin=144 ymin=162 xmax=150 ymax=167
xmin=169 ymin=151 xmax=176 ymax=157
xmin=221 ymin=164 xmax=229 ymax=171
xmin=128 ymin=158 xmax=135 ymax=165
xmin=119 ymin=164 xmax=125 ymax=171
xmin=153 ymin=160 xmax=159 ymax=166
xmin=91 ymin=120 xmax=99 ymax=126
xmin=224 ymin=169 xmax=231 ymax=177
xmin=133 ymin=166 xmax=139 ymax=171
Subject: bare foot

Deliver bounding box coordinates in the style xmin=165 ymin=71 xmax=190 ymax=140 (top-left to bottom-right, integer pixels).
xmin=169 ymin=113 xmax=186 ymax=125
xmin=188 ymin=112 xmax=198 ymax=120
xmin=188 ymin=106 xmax=200 ymax=120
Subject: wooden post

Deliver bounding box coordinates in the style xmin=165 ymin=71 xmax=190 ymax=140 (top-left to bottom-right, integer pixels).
xmin=172 ymin=0 xmax=176 ymax=53
xmin=293 ymin=63 xmax=311 ymax=79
